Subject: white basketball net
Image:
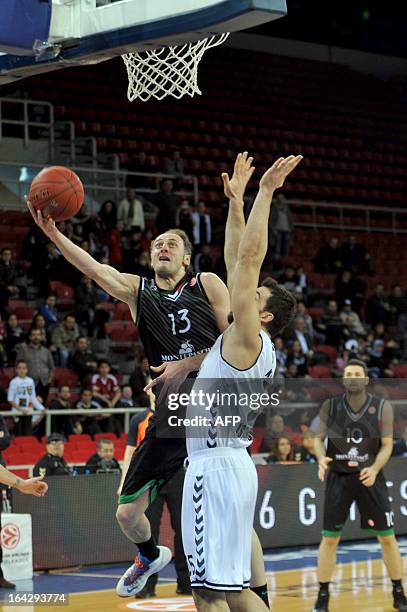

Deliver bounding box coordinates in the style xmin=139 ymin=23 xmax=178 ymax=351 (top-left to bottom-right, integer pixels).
xmin=122 ymin=33 xmax=230 ymax=102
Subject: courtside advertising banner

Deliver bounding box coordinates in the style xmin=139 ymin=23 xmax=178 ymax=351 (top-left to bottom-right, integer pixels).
xmin=1 ymin=513 xmax=33 ymax=580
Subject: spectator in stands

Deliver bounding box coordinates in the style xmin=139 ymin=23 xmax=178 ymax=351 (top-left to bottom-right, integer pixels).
xmin=132 ymin=252 xmax=153 ymax=279
xmin=15 ymin=329 xmax=54 ymax=401
xmin=75 ymin=388 xmax=112 ymax=436
xmin=129 ymin=356 xmax=152 ymax=407
xmin=98 ymin=200 xmax=117 ymax=232
xmin=7 ymin=360 xmax=45 ymax=436
xmin=70 ymin=336 xmax=98 ymax=385
xmin=192 ymin=201 xmax=212 ymax=249
xmin=298 ymin=431 xmax=317 ymax=462
xmin=154 ymin=179 xmax=178 ymax=234
xmin=366 ymin=283 xmax=391 ymax=326
xmin=125 ymin=151 xmax=155 ymax=190
xmin=107 ymin=220 xmax=125 ymax=268
xmin=286 ymin=339 xmax=310 ymax=377
xmin=259 ymin=413 xmax=287 ymax=453
xmin=296 ymin=266 xmax=308 ymax=301
xmin=4 ymin=313 xmax=24 ymax=364
xmin=393 ymin=426 xmax=407 ymax=457
xmin=274 ymin=336 xmax=287 ymax=376
xmin=296 ymin=302 xmax=325 ymax=345
xmin=92 ymin=360 xmax=121 ymax=433
xmin=341 ymin=315 xmax=360 ymax=349
xmin=339 ymin=299 xmax=366 ymax=336
xmin=317 ymin=300 xmax=344 ymax=347
xmin=122 ymin=228 xmax=143 ymax=272
xmin=340 ymin=235 xmax=372 ymax=275
xmin=194 ymin=244 xmax=214 ymax=273
xmin=269 ymin=194 xmax=293 ymax=260
xmin=0 ymin=318 xmax=7 ymax=368
xmin=92 ymin=360 xmax=121 ymax=408
xmin=0 ymin=248 xmax=21 ymax=303
xmin=287 ymin=317 xmax=314 ymax=358
xmin=266 ymin=435 xmax=297 ymax=463
xmin=39 ymin=295 xmax=61 ymax=328
xmin=140 ymin=228 xmax=153 ymax=253
xmin=49 ymin=385 xmax=82 ymax=437
xmin=51 ymin=314 xmax=80 ymax=368
xmin=75 ymin=276 xmax=100 ymax=336
xmin=29 ymin=313 xmax=48 ymax=346
xmin=335 ymin=269 xmax=366 ymax=313
xmin=278 ymin=266 xmax=298 ymax=293
xmin=163 ymin=148 xmax=185 ymax=179
xmin=33 ymin=433 xmax=71 ymax=477
xmin=389 ymin=284 xmax=407 ymax=324
xmin=176 ymin=200 xmax=194 ymax=243
xmin=364 ymin=339 xmax=393 ymax=378
xmin=116 ymin=385 xmax=134 ymax=409
xmin=85 ymin=438 xmax=121 ymax=473
xmin=118 ymin=188 xmax=145 ymax=232
xmin=314 ymin=237 xmax=343 ymax=274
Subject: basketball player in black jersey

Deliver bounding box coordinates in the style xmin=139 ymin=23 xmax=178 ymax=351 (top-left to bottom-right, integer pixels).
xmin=26 ymin=161 xmax=272 ymax=603
xmin=312 ymin=360 xmax=407 ymax=612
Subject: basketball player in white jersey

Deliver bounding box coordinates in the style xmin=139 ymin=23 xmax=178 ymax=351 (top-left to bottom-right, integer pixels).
xmin=181 ymin=155 xmax=302 ymax=611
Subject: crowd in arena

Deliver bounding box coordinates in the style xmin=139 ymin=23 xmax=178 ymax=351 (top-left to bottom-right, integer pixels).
xmin=0 ymin=166 xmax=407 ymax=460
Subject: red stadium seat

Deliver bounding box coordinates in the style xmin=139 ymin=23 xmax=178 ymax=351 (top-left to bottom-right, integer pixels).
xmin=12 ymin=306 xmax=35 ymax=322
xmin=308 ymin=366 xmax=332 ymax=379
xmin=307 ymin=308 xmax=324 ymax=321
xmin=391 ymin=365 xmax=407 ymax=378
xmin=12 ymin=436 xmax=40 ymax=447
xmin=314 ymin=345 xmax=338 ymax=362
xmin=54 ymin=368 xmax=79 ymax=388
xmin=68 ymin=434 xmax=92 ymax=444
xmin=113 ymin=303 xmax=133 ymax=322
xmin=70 ymin=450 xmax=92 ymax=463
xmin=8 ymin=452 xmax=38 ymax=465
xmin=94 ymin=433 xmax=118 ymax=442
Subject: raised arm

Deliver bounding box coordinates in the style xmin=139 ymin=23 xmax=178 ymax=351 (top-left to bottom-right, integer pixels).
xmin=223 ymin=156 xmax=302 ymax=366
xmin=26 ymin=200 xmax=139 ymax=313
xmin=222 ymin=152 xmax=255 ymax=292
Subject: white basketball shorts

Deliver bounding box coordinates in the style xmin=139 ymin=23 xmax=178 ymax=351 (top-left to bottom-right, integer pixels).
xmin=181 ymin=447 xmax=258 ymax=591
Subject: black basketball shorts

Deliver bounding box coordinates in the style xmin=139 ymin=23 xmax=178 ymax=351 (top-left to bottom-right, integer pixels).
xmin=323 ymin=469 xmax=394 ymax=537
xmin=119 ymin=437 xmax=187 ymax=505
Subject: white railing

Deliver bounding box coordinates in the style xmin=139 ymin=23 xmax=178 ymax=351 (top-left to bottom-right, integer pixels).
xmin=0 ymin=159 xmax=199 ymax=211
xmin=0 ymin=97 xmax=54 ymax=150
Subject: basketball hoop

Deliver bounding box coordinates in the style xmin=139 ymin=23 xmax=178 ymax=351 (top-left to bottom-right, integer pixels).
xmin=122 ymin=33 xmax=230 ymax=102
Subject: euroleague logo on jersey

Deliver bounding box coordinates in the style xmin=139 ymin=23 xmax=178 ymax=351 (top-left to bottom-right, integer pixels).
xmin=189 ymin=277 xmax=197 ymax=287
xmin=1 ymin=523 xmax=20 ymax=549
xmin=368 ymin=405 xmax=376 ymax=414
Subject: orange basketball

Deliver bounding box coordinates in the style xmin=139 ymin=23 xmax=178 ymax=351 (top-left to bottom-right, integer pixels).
xmin=29 ymin=166 xmax=84 ymax=222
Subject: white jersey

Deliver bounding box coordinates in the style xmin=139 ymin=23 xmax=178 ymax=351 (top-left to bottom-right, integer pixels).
xmin=7 ymin=376 xmax=44 ymax=414
xmin=186 ymin=329 xmax=276 ymax=455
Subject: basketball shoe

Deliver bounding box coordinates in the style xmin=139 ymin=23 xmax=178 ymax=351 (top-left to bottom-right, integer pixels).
xmin=393 ymin=585 xmax=407 ymax=611
xmin=312 ymin=588 xmax=329 ymax=611
xmin=116 ymin=546 xmax=172 ymax=597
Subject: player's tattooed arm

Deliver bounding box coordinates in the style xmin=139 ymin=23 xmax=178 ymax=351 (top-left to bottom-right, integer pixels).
xmin=222 ymin=152 xmax=255 ymax=293
xmin=26 ymin=197 xmax=140 ymax=312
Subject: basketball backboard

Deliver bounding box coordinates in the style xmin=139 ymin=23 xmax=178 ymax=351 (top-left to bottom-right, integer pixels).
xmin=0 ymin=0 xmax=287 ymax=85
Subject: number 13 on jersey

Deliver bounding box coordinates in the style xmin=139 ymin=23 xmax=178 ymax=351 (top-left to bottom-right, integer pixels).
xmin=168 ymin=309 xmax=191 ymax=335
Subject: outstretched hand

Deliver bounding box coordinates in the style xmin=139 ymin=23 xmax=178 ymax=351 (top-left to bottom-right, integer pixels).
xmin=221 ymin=151 xmax=255 ymax=202
xmin=259 ymin=155 xmax=303 ymax=197
xmin=17 ymin=475 xmax=48 ymax=497
xmin=25 ymin=196 xmax=59 ymax=240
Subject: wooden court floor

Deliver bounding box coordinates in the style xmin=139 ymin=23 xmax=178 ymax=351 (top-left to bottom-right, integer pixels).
xmin=3 ymin=557 xmax=403 ymax=612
